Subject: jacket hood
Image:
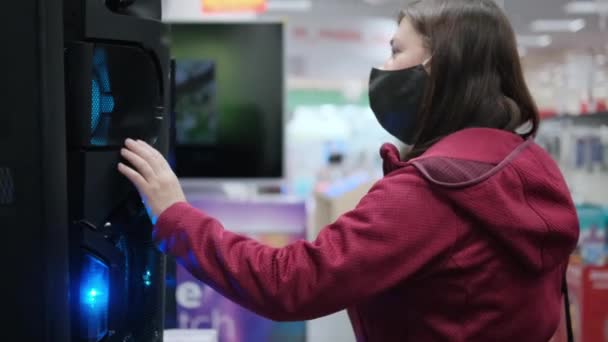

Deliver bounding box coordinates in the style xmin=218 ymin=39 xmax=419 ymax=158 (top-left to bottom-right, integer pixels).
xmin=381 ymin=128 xmax=579 ymax=272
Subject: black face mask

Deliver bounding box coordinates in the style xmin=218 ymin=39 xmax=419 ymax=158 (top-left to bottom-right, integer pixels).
xmin=368 ymin=64 xmax=429 ymax=145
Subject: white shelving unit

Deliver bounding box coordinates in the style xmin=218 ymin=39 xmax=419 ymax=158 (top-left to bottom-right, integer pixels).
xmin=537 ymin=112 xmax=608 ymax=205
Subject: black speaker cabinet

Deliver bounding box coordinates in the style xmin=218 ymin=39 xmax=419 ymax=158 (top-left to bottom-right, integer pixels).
xmin=1 ymin=1 xmax=170 ymax=341
xmin=1 ymin=1 xmax=71 ymax=341
xmin=64 ymin=1 xmax=170 ymax=341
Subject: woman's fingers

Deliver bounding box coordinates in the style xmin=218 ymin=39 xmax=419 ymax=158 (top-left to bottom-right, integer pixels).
xmin=120 ymin=147 xmax=156 ymax=182
xmin=120 ymin=139 xmax=185 ymax=218
xmin=117 ymin=162 xmax=148 ymax=191
xmin=137 ymin=139 xmax=168 ymax=170
xmin=125 ymin=138 xmax=162 ymax=172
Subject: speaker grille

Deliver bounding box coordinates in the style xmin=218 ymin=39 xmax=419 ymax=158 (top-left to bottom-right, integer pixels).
xmin=0 ymin=167 xmax=15 ymax=205
xmin=91 ymin=48 xmax=115 ymax=146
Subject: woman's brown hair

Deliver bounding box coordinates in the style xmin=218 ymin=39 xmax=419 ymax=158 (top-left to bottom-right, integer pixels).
xmin=400 ymin=0 xmax=539 ymax=158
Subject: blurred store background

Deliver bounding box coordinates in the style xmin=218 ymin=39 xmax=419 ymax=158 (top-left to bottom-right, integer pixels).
xmin=160 ymin=1 xmax=608 ymax=341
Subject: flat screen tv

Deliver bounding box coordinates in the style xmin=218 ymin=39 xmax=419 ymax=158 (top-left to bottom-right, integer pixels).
xmin=170 ymin=22 xmax=284 ymax=180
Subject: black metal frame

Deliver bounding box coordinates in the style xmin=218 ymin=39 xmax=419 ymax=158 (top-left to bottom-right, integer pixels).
xmin=0 ymin=1 xmax=169 ymax=341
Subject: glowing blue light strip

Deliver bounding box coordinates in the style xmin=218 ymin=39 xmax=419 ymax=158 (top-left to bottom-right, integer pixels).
xmin=79 ymin=253 xmax=109 ymax=341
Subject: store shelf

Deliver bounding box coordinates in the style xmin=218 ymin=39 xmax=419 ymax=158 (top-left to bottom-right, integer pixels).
xmin=542 ymin=111 xmax=608 ymax=125
xmin=564 ymin=170 xmax=608 ymax=205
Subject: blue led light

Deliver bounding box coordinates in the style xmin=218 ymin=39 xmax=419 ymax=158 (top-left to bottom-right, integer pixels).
xmin=90 ymin=48 xmax=115 ymax=146
xmin=79 ymin=253 xmax=109 ymax=341
xmin=91 ymin=79 xmax=101 ymax=134
xmin=143 ymin=270 xmax=152 ymax=287
xmin=143 ymin=200 xmax=158 ymax=225
xmin=101 ymin=93 xmax=115 ymax=113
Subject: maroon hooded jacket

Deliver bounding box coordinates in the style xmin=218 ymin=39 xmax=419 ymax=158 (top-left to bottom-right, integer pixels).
xmin=154 ymin=128 xmax=579 ymax=341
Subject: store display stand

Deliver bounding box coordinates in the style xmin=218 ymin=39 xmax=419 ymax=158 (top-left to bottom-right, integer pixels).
xmin=180 ymin=180 xmax=289 ymax=202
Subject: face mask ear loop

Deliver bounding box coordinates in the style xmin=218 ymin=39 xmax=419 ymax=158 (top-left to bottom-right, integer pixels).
xmin=421 ymin=56 xmax=432 ymax=73
xmin=422 ymin=56 xmax=432 ymax=67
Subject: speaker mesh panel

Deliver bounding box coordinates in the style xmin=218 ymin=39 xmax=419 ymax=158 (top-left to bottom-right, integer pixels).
xmin=0 ymin=167 xmax=15 ymax=205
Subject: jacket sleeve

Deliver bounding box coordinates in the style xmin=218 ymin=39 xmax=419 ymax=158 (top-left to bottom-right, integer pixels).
xmin=154 ymin=171 xmax=460 ymax=321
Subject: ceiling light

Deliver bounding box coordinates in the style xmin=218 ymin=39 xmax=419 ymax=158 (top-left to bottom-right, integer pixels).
xmin=267 ymin=0 xmax=312 ymax=11
xmin=530 ymin=19 xmax=586 ymax=32
xmin=517 ymin=35 xmax=553 ymax=47
xmin=564 ymin=1 xmax=608 ymax=14
xmin=363 ymin=0 xmax=391 ymax=4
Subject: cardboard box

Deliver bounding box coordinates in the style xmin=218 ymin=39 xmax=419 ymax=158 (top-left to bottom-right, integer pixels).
xmin=311 ymin=177 xmax=375 ymax=239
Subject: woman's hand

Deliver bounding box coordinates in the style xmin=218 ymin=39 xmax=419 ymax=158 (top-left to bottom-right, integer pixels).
xmin=118 ymin=138 xmax=186 ymax=220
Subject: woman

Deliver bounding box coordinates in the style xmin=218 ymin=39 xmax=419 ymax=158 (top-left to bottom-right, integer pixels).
xmin=119 ymin=0 xmax=579 ymax=340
